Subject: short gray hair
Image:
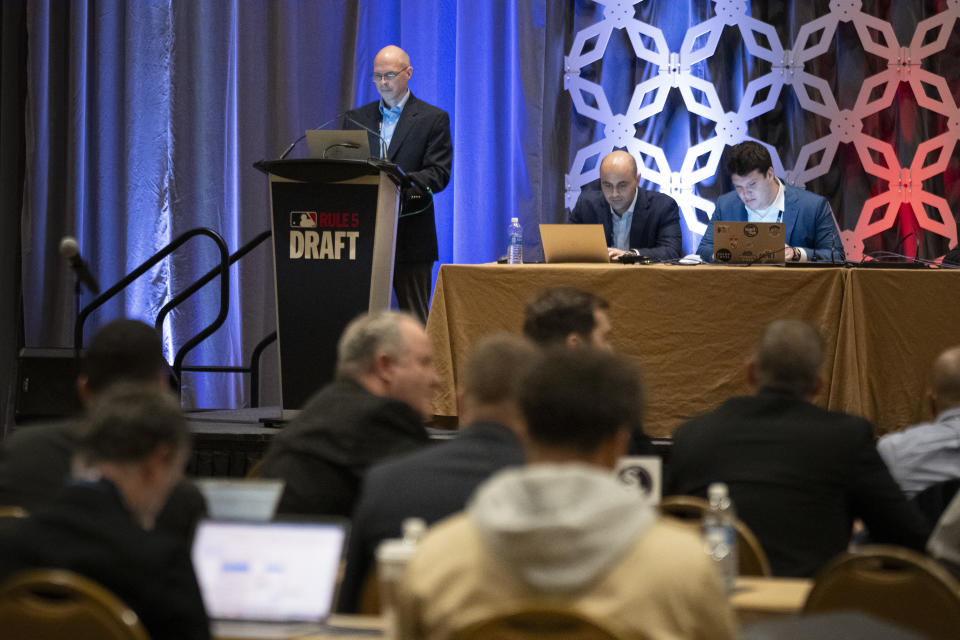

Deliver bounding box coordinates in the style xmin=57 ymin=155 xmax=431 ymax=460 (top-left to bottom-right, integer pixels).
xmin=753 ymin=319 xmax=824 ymax=397
xmin=335 ymin=311 xmax=419 ymax=381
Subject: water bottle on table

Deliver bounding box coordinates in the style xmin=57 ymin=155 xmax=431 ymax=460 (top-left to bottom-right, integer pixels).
xmin=507 ymin=217 xmax=523 ymax=264
xmin=703 ymin=482 xmax=738 ymax=592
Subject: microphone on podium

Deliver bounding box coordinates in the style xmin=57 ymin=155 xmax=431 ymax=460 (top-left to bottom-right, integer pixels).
xmin=59 ymin=236 xmax=101 ymax=295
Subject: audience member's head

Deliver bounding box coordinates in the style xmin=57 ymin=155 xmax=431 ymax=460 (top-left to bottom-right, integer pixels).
xmin=599 ymin=150 xmax=641 ymax=215
xmin=336 ymin=311 xmax=439 ymax=419
xmin=726 ymin=141 xmax=779 ymax=211
xmin=519 ymin=347 xmax=643 ymax=469
xmin=459 ymin=333 xmax=540 ymax=431
xmin=522 ymin=287 xmax=612 ymax=350
xmin=748 ymin=319 xmax=824 ymax=398
xmin=75 ymin=384 xmax=189 ymax=530
xmin=79 ymin=319 xmax=170 ymax=404
xmin=931 ymin=346 xmax=960 ymax=414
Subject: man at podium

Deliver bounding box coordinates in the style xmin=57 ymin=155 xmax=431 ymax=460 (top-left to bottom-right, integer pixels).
xmin=345 ymin=45 xmax=453 ymax=322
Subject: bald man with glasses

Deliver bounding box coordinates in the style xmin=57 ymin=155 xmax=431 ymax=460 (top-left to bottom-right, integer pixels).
xmin=345 ymin=45 xmax=453 ymax=323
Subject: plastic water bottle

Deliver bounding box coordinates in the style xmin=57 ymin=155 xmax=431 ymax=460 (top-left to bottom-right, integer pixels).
xmin=703 ymin=482 xmax=738 ymax=592
xmin=507 ymin=217 xmax=523 ymax=264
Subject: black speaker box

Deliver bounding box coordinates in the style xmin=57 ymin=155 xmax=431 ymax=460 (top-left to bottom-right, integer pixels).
xmin=15 ymin=348 xmax=82 ymax=424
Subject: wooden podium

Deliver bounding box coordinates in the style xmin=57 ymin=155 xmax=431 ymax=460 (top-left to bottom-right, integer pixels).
xmin=255 ymin=159 xmax=406 ymax=415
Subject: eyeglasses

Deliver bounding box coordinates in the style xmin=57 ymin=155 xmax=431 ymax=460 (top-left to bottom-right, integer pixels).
xmin=372 ymin=66 xmax=409 ymax=82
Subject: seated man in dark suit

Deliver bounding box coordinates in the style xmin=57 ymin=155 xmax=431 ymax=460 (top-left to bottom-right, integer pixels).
xmin=0 ymin=319 xmax=205 ymax=541
xmin=260 ymin=311 xmax=439 ymax=517
xmin=666 ymin=319 xmax=930 ymax=577
xmin=0 ymin=385 xmax=210 ymax=640
xmin=337 ymin=333 xmax=538 ymax=612
xmin=697 ymin=141 xmax=844 ymax=263
xmin=568 ymin=150 xmax=682 ymax=262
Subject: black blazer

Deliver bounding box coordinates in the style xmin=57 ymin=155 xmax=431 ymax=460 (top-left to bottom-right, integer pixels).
xmin=345 ymin=94 xmax=452 ymax=264
xmin=568 ymin=185 xmax=682 ymax=260
xmin=666 ymin=391 xmax=931 ymax=577
xmin=337 ymin=422 xmax=524 ymax=612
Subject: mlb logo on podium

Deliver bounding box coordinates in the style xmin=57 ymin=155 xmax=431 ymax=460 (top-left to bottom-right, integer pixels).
xmin=290 ymin=211 xmax=317 ymax=228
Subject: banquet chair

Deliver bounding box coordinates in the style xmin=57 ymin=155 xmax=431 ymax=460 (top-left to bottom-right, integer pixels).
xmin=659 ymin=494 xmax=772 ymax=576
xmin=0 ymin=569 xmax=150 ymax=640
xmin=450 ymin=607 xmax=625 ymax=640
xmin=803 ymin=545 xmax=960 ymax=640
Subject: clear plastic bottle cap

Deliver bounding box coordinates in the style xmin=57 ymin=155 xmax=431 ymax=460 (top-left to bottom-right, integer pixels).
xmin=708 ymin=482 xmax=728 ymax=501
xmin=510 ymin=217 xmax=519 ymax=224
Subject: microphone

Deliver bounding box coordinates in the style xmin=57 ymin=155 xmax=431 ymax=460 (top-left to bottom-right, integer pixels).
xmin=276 ymin=110 xmax=353 ymax=161
xmin=344 ymin=115 xmax=388 ymax=159
xmin=59 ymin=237 xmax=100 ymax=294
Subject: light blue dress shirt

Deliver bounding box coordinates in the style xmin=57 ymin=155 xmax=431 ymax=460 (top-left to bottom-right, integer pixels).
xmin=378 ymin=90 xmax=411 ymax=157
xmin=610 ymin=189 xmax=639 ymax=251
xmin=877 ymin=407 xmax=960 ymax=497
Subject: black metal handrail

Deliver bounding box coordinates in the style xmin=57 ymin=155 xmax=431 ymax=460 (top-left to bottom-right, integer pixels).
xmin=154 ymin=230 xmax=271 ymax=381
xmin=74 ymin=229 xmax=230 ymax=380
xmin=180 ymin=330 xmax=277 ymax=407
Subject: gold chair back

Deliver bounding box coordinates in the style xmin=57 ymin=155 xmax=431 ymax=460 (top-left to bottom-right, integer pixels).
xmin=0 ymin=506 xmax=28 ymax=520
xmin=803 ymin=545 xmax=960 ymax=640
xmin=451 ymin=608 xmax=624 ymax=640
xmin=659 ymin=494 xmax=772 ymax=576
xmin=0 ymin=569 xmax=150 ymax=640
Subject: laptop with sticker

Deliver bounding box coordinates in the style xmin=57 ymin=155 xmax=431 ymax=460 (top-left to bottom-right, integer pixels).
xmin=192 ymin=518 xmax=348 ymax=639
xmin=712 ymin=221 xmax=784 ymax=264
xmin=539 ymin=224 xmax=609 ymax=263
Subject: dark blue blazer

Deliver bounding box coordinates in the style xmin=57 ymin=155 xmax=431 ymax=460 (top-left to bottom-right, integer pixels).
xmin=345 ymin=94 xmax=452 ymax=264
xmin=337 ymin=421 xmax=524 ymax=612
xmin=568 ymin=186 xmax=682 ymax=261
xmin=697 ymin=182 xmax=845 ymax=262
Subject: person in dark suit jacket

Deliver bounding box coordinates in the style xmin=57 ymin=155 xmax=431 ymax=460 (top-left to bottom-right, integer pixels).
xmin=344 ymin=45 xmax=452 ymax=322
xmin=0 ymin=386 xmax=210 ymax=640
xmin=697 ymin=141 xmax=844 ymax=263
xmin=337 ymin=333 xmax=538 ymax=612
xmin=260 ymin=311 xmax=439 ymax=517
xmin=568 ymin=150 xmax=682 ymax=261
xmin=666 ymin=320 xmax=930 ymax=578
xmin=0 ymin=319 xmax=205 ymax=543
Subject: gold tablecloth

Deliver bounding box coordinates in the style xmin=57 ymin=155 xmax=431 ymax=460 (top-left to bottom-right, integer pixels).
xmin=426 ymin=264 xmax=960 ymax=437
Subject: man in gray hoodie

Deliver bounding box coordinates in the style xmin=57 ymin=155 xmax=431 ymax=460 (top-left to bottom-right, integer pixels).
xmin=398 ymin=347 xmax=736 ymax=640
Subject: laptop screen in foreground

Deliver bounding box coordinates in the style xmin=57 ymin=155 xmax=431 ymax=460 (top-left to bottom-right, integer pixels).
xmin=192 ymin=519 xmax=347 ymax=623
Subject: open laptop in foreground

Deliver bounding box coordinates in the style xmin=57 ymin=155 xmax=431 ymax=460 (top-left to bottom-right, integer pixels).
xmin=193 ymin=479 xmax=284 ymax=521
xmin=192 ymin=518 xmax=350 ymax=639
xmin=539 ymin=223 xmax=609 ymax=263
xmin=712 ymin=221 xmax=784 ymax=265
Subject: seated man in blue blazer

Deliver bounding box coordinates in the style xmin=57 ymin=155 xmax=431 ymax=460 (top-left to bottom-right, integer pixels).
xmin=697 ymin=141 xmax=845 ymax=263
xmin=568 ymin=150 xmax=682 ymax=262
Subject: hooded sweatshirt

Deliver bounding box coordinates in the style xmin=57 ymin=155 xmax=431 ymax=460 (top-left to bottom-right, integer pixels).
xmin=469 ymin=463 xmax=656 ymax=592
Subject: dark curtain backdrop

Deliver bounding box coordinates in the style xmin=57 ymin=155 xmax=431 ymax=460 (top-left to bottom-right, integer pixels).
xmin=5 ymin=0 xmax=957 ymax=418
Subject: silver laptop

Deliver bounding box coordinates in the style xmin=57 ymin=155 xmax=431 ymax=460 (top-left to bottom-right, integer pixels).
xmin=305 ymin=129 xmax=371 ymax=160
xmin=540 ymin=224 xmax=609 ymax=263
xmin=192 ymin=518 xmax=348 ymax=639
xmin=712 ymin=221 xmax=784 ymax=264
xmin=193 ymin=479 xmax=284 ymax=521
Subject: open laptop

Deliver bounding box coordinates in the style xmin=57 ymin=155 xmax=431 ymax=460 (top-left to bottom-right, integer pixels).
xmin=193 ymin=479 xmax=284 ymax=521
xmin=192 ymin=518 xmax=349 ymax=639
xmin=712 ymin=221 xmax=784 ymax=264
xmin=539 ymin=224 xmax=609 ymax=263
xmin=305 ymin=129 xmax=371 ymax=161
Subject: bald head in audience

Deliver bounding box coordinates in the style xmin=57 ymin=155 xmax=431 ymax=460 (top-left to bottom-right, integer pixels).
xmin=931 ymin=346 xmax=960 ymax=415
xmin=747 ymin=319 xmax=824 ymax=399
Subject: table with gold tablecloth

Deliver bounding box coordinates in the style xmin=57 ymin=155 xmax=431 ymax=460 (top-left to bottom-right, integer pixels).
xmin=426 ymin=264 xmax=960 ymax=437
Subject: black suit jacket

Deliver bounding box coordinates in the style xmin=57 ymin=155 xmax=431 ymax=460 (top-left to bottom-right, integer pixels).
xmin=337 ymin=421 xmax=524 ymax=612
xmin=260 ymin=380 xmax=430 ymax=517
xmin=666 ymin=391 xmax=931 ymax=577
xmin=0 ymin=479 xmax=210 ymax=640
xmin=345 ymin=94 xmax=452 ymax=264
xmin=568 ymin=185 xmax=682 ymax=260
